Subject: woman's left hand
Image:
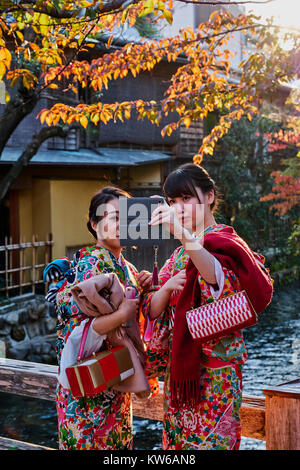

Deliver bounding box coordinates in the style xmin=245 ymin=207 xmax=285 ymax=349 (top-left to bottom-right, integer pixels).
xmin=137 ymin=270 xmax=153 ymax=292
xmin=149 ymin=202 xmax=185 ymax=240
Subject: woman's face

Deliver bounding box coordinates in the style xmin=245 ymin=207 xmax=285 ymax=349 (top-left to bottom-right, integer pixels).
xmin=167 ymin=188 xmax=214 ymax=233
xmin=91 ymin=197 xmax=121 ymax=250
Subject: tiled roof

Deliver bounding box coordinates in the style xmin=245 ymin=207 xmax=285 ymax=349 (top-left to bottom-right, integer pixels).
xmin=1 ymin=147 xmax=172 ymax=167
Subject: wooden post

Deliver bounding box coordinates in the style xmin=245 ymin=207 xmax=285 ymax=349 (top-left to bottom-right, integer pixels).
xmin=4 ymin=236 xmax=8 ymax=298
xmin=264 ymin=378 xmax=300 ymax=450
xmin=32 ymin=234 xmax=36 ymax=294
xmin=19 ymin=235 xmax=24 ymax=295
xmin=9 ymin=235 xmax=12 ymax=292
xmin=44 ymin=233 xmax=51 ymax=294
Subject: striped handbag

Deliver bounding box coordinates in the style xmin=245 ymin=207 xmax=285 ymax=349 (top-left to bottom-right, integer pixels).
xmin=186 ymin=290 xmax=258 ymax=343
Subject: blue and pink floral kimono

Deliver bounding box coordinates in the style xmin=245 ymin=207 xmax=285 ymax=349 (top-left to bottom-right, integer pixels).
xmin=53 ymin=244 xmax=157 ymax=450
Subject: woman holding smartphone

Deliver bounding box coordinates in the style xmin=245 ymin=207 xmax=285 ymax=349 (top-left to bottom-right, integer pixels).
xmin=143 ymin=163 xmax=273 ymax=450
xmin=48 ymin=186 xmax=153 ymax=450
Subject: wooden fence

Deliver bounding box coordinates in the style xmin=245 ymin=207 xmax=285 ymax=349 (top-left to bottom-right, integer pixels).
xmin=0 ymin=234 xmax=53 ymax=297
xmin=0 ymin=358 xmax=299 ymax=450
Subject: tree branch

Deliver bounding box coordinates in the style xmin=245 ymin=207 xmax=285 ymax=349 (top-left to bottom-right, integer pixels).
xmin=0 ymin=87 xmax=39 ymax=157
xmin=0 ymin=0 xmax=135 ymax=19
xmin=175 ymin=0 xmax=275 ymax=5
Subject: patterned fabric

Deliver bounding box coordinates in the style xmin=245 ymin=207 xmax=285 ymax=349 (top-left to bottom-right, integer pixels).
xmin=56 ymin=384 xmax=132 ymax=450
xmin=162 ymin=364 xmax=243 ymax=450
xmin=54 ymin=244 xmax=155 ymax=450
xmin=142 ymin=224 xmax=248 ymax=450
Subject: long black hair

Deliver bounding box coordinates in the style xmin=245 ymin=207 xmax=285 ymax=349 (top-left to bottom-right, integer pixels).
xmin=163 ymin=163 xmax=219 ymax=212
xmin=87 ymin=186 xmax=132 ymax=239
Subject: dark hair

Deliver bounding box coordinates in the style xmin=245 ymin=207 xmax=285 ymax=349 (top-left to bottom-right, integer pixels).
xmin=163 ymin=163 xmax=219 ymax=212
xmin=87 ymin=186 xmax=132 ymax=239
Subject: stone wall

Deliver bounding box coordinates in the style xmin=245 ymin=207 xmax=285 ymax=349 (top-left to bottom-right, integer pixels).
xmin=0 ymin=293 xmax=57 ymax=364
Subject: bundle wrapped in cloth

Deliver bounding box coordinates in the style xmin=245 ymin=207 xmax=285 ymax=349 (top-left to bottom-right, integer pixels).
xmin=66 ymin=330 xmax=135 ymax=399
xmin=69 ymin=273 xmax=150 ymax=399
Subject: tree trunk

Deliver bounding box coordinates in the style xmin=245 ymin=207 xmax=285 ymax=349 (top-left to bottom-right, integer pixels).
xmin=0 ymin=88 xmax=39 ymax=157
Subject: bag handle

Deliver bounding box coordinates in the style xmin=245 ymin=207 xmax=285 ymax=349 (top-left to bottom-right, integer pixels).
xmin=77 ymin=318 xmax=93 ymax=363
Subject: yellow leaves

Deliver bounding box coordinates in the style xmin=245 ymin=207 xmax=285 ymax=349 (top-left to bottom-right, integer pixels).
xmin=140 ymin=0 xmax=155 ymax=17
xmin=139 ymin=0 xmax=172 ymax=25
xmin=0 ymin=62 xmax=6 ymax=81
xmin=80 ymin=0 xmax=96 ymax=7
xmin=47 ymin=83 xmax=59 ymax=89
xmin=39 ymin=13 xmax=50 ymax=36
xmin=193 ymin=154 xmax=203 ymax=165
xmin=0 ymin=48 xmax=11 ymax=80
xmin=39 ymin=110 xmax=50 ymax=125
xmin=161 ymin=122 xmax=178 ymax=138
xmin=22 ymin=2 xmax=296 ymax=165
xmin=80 ymin=115 xmax=89 ymax=128
xmin=182 ymin=117 xmax=191 ymax=128
xmin=162 ymin=9 xmax=173 ymax=25
xmin=31 ymin=13 xmax=50 ymax=36
xmin=90 ymin=112 xmax=100 ymax=126
xmin=15 ymin=31 xmax=24 ymax=42
xmin=6 ymin=69 xmax=38 ymax=90
xmin=39 ymin=109 xmax=61 ymax=127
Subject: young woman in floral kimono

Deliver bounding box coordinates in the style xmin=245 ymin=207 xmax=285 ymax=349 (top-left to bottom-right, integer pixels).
xmin=143 ymin=163 xmax=273 ymax=450
xmin=47 ymin=186 xmax=154 ymax=450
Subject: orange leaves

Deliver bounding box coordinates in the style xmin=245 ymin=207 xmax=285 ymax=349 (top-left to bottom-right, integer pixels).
xmin=38 ymin=8 xmax=264 ymax=163
xmin=38 ymin=100 xmax=137 ymax=130
xmin=27 ymin=3 xmax=298 ymax=170
xmin=161 ymin=122 xmax=178 ymax=138
xmin=264 ymin=129 xmax=300 ymax=152
xmin=6 ymin=69 xmax=38 ymax=90
xmin=260 ymin=171 xmax=300 ymax=216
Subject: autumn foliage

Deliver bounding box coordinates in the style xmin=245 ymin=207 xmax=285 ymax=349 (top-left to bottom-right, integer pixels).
xmin=260 ymin=123 xmax=300 ymax=216
xmin=260 ymin=171 xmax=300 ymax=216
xmin=1 ymin=0 xmax=300 ymax=163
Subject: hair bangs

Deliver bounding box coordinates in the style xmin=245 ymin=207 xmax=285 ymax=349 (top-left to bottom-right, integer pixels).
xmin=163 ymin=170 xmax=198 ymax=201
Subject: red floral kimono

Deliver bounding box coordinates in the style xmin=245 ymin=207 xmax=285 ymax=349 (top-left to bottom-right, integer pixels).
xmin=143 ymin=224 xmax=272 ymax=450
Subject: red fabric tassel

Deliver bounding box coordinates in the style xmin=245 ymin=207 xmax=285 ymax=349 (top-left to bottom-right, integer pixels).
xmin=152 ymin=262 xmax=158 ymax=287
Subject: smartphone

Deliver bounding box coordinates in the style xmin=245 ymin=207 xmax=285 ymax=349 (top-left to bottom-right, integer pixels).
xmin=125 ymin=286 xmax=136 ymax=299
xmin=119 ymin=197 xmax=174 ymax=246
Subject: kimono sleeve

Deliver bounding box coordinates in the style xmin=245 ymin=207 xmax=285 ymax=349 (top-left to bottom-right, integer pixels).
xmin=56 ymin=253 xmax=108 ymax=324
xmin=141 ymin=249 xmax=182 ymax=380
xmin=141 ymin=246 xmax=182 ymax=340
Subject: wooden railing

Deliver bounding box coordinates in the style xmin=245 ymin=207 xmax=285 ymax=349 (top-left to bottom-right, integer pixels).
xmin=0 ymin=358 xmax=299 ymax=450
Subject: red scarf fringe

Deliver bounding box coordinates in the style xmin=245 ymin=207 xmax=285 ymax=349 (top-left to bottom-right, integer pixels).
xmin=170 ymin=377 xmax=201 ymax=408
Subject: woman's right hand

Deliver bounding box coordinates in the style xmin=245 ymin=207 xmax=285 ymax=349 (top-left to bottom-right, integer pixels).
xmin=118 ymin=297 xmax=140 ymax=323
xmin=164 ymin=270 xmax=186 ymax=294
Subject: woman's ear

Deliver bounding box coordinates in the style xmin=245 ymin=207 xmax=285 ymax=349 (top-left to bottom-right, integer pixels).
xmin=91 ymin=220 xmax=98 ymax=233
xmin=206 ymin=189 xmax=215 ymax=206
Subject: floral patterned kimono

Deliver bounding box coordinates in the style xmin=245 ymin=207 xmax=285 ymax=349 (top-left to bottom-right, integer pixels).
xmin=143 ymin=224 xmax=251 ymax=450
xmin=55 ymin=244 xmax=145 ymax=450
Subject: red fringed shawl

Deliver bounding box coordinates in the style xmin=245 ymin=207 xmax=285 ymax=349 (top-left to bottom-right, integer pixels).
xmin=170 ymin=226 xmax=273 ymax=408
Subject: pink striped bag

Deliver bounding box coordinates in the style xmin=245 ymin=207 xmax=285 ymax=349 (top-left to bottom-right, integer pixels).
xmin=186 ymin=290 xmax=258 ymax=343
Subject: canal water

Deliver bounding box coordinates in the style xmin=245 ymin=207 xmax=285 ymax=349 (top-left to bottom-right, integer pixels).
xmin=0 ymin=280 xmax=299 ymax=450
